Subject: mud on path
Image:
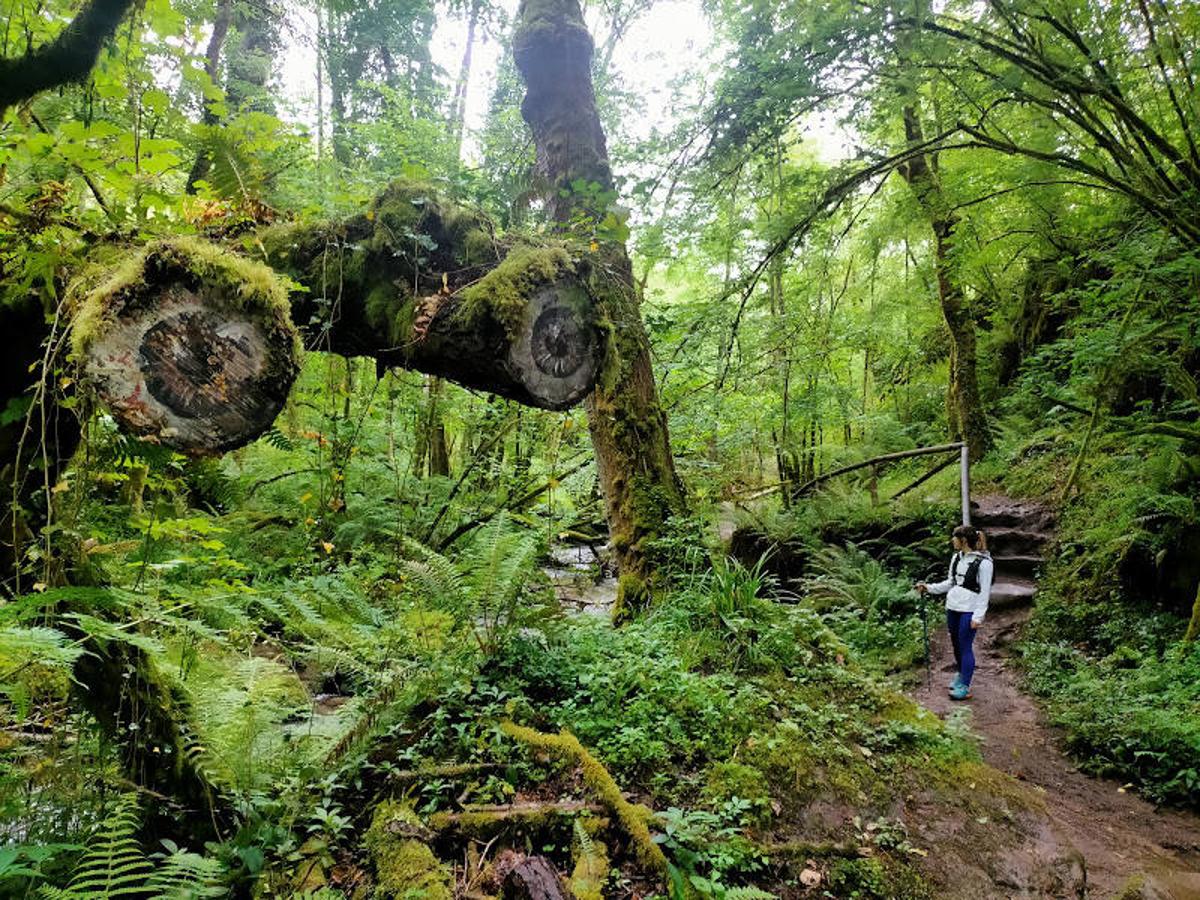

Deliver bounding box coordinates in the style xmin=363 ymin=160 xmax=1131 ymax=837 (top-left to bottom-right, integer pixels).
xmin=911 ymin=495 xmax=1200 ymax=898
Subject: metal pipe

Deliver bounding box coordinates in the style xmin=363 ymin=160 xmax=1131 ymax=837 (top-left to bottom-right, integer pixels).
xmin=960 ymin=443 xmax=971 ymax=525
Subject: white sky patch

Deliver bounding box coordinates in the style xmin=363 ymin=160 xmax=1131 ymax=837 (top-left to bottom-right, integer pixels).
xmin=276 ymin=1 xmax=852 ymax=168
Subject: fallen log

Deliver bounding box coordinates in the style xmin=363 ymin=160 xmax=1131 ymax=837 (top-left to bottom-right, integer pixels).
xmin=427 ymin=800 xmax=608 ymax=848
xmin=793 ymin=442 xmax=964 ymax=497
xmin=72 ymin=182 xmax=602 ymax=455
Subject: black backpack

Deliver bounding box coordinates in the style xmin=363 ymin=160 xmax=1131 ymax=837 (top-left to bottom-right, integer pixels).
xmin=954 ymin=552 xmax=983 ymax=593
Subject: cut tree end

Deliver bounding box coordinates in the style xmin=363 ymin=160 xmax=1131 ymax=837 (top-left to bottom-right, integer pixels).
xmin=505 ymin=281 xmax=598 ymax=409
xmin=74 ymin=238 xmax=302 ymax=455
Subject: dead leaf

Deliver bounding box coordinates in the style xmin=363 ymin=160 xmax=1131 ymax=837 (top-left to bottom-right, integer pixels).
xmin=800 ymin=868 xmax=821 ymax=887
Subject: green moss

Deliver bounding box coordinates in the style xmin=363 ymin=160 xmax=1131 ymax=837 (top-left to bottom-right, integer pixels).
xmin=364 ymin=800 xmax=452 ymax=900
xmin=612 ymin=572 xmax=651 ymax=624
xmin=569 ymin=829 xmax=608 ymax=900
xmin=701 ymin=761 xmax=772 ymax=825
xmin=500 ymin=721 xmax=668 ymax=878
xmin=364 ymin=284 xmax=417 ymax=345
xmin=458 ymin=244 xmax=576 ymax=341
xmin=71 ymin=236 xmax=301 ymax=365
xmin=1114 ymin=873 xmax=1147 ymax=900
xmin=464 ymin=228 xmax=494 ymax=265
xmin=514 ymin=0 xmax=593 ymax=57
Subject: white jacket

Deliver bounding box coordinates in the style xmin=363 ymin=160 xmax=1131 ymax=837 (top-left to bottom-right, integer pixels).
xmin=927 ymin=551 xmax=993 ymax=625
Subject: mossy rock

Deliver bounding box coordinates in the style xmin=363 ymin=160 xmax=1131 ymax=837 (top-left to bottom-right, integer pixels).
xmin=365 ymin=801 xmax=453 ymax=900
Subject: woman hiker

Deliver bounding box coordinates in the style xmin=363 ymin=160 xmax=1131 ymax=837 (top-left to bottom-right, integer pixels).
xmin=916 ymin=524 xmax=993 ymax=701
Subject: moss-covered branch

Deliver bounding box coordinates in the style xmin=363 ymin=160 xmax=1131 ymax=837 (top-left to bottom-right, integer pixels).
xmin=500 ymin=720 xmax=669 ymax=878
xmin=72 ymin=182 xmax=602 ymax=454
xmin=0 ymin=0 xmax=137 ymax=115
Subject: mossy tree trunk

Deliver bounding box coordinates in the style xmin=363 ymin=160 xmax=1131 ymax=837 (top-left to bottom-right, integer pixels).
xmin=0 ymin=296 xmax=81 ymax=595
xmin=897 ymin=106 xmax=992 ymax=461
xmin=1184 ymin=581 xmax=1200 ymax=643
xmin=513 ymin=0 xmax=687 ymax=618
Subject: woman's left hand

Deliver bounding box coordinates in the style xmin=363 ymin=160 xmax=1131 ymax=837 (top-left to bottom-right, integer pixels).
xmin=970 ymin=620 xmax=980 ymax=630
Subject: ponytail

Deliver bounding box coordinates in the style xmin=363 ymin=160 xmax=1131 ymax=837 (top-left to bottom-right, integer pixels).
xmin=952 ymin=524 xmax=987 ymax=552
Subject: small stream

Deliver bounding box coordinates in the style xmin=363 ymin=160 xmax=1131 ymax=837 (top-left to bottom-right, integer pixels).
xmin=542 ymin=543 xmax=618 ymax=616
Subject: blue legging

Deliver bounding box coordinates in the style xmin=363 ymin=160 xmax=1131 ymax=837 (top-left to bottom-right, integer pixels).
xmin=947 ymin=610 xmax=977 ymax=686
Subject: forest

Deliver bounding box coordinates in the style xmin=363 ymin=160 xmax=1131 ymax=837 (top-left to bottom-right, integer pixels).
xmin=1 ymin=0 xmax=1199 ymax=896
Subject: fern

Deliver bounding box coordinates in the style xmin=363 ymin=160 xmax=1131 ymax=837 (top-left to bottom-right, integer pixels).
xmin=33 ymin=798 xmax=227 ymax=899
xmin=400 ymin=517 xmax=549 ymax=656
xmin=191 ymin=124 xmax=262 ymax=204
xmin=57 ymin=795 xmax=151 ymax=898
xmin=573 ymin=819 xmax=596 ymax=858
xmin=723 ymin=888 xmax=777 ymax=900
xmin=182 ymin=459 xmax=240 ymax=512
xmin=148 ymin=843 xmax=226 ymax=899
xmin=260 ymin=426 xmax=296 ymax=453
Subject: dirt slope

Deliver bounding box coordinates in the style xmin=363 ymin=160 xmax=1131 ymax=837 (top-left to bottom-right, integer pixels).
xmin=912 ymin=496 xmax=1200 ymax=899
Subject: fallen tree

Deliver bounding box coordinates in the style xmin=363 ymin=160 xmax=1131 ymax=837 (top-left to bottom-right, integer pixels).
xmin=73 ymin=181 xmax=602 ymax=454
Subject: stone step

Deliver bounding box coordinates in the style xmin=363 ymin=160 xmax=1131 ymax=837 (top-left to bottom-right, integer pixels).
xmin=990 ymin=577 xmax=1038 ymax=611
xmin=992 ymin=554 xmax=1042 ymax=577
xmin=971 ymin=497 xmax=1056 ymax=531
xmin=985 ymin=527 xmax=1050 ymax=557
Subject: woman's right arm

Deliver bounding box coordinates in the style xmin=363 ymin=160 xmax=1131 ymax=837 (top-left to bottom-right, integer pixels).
xmin=923 ymin=557 xmax=956 ymax=596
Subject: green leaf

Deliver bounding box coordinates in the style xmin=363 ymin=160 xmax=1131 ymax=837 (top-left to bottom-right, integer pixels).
xmin=142 ymin=88 xmax=170 ymax=114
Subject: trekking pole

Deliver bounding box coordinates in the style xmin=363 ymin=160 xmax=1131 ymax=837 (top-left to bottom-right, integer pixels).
xmin=919 ymin=591 xmax=931 ymax=691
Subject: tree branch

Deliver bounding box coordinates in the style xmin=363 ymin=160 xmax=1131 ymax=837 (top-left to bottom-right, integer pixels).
xmin=0 ymin=0 xmax=138 ymax=115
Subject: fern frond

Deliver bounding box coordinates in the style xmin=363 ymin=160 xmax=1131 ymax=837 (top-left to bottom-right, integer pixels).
xmin=148 ymin=846 xmax=227 ymax=899
xmin=723 ymin=887 xmax=777 ymax=900
xmin=573 ymin=819 xmax=596 ymax=858
xmin=64 ymin=794 xmax=152 ymax=898
xmin=260 ymin=426 xmax=296 ymax=452
xmin=191 ymin=124 xmax=261 ymax=204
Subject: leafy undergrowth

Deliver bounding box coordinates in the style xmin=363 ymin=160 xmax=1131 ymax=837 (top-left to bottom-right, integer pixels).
xmin=0 ymin=410 xmax=1044 ymax=898
xmin=1 ymin=514 xmax=990 ymax=898
xmin=977 ymin=412 xmax=1200 ymax=808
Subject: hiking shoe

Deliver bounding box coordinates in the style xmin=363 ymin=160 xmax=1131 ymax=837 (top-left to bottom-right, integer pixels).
xmin=949 ymin=683 xmax=972 ymax=701
xmin=948 ymin=676 xmax=964 ymax=692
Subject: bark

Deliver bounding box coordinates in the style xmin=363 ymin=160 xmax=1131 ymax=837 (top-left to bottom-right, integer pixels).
xmin=76 ymin=182 xmax=602 ymax=455
xmin=0 ymin=0 xmax=137 ymax=115
xmin=897 ymin=106 xmax=992 ymax=461
xmin=185 ymin=0 xmax=234 ymax=192
xmin=0 ymin=296 xmax=81 ymax=595
xmin=513 ymin=0 xmax=687 ymax=617
xmin=224 ymin=0 xmax=280 ymax=115
xmin=501 ymin=856 xmax=571 ymax=900
xmin=1184 ymin=581 xmax=1200 ymax=643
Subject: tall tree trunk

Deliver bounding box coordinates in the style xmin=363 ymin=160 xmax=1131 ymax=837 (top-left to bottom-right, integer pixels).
xmin=185 ymin=0 xmax=234 ymax=192
xmin=224 ymin=0 xmax=279 ymax=115
xmin=451 ymin=0 xmax=483 ymax=157
xmin=513 ymin=0 xmax=687 ymax=618
xmin=897 ymin=105 xmax=991 ymax=461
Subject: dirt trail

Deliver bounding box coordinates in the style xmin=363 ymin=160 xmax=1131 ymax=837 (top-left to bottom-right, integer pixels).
xmin=911 ymin=495 xmax=1200 ymax=899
